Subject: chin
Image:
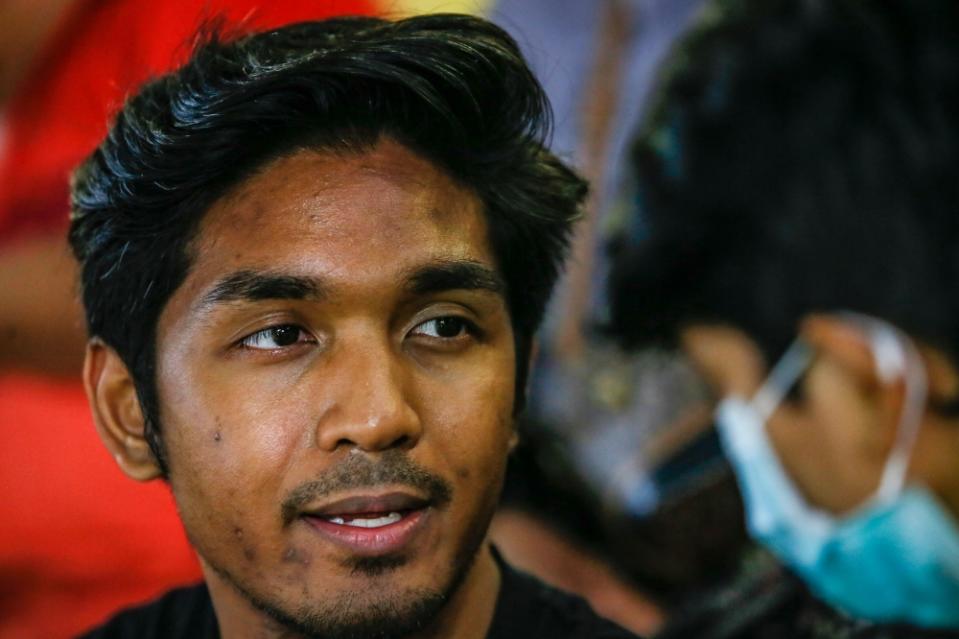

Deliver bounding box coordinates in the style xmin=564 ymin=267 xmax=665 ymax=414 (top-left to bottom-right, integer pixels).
xmin=206 ymin=532 xmax=485 ymax=639
xmin=251 ymin=583 xmax=451 ymax=639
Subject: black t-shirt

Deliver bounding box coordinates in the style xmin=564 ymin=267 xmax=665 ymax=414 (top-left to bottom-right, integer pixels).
xmin=80 ymin=554 xmax=641 ymax=639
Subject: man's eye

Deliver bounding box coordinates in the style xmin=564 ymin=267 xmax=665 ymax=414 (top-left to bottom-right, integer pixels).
xmin=411 ymin=317 xmax=471 ymax=339
xmin=240 ymin=325 xmax=311 ymax=350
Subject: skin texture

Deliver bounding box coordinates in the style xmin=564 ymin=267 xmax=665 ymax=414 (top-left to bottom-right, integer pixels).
xmin=85 ymin=140 xmax=518 ymax=638
xmin=680 ymin=317 xmax=959 ymax=519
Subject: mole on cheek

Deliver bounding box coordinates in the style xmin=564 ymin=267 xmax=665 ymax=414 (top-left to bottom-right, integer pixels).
xmin=233 ymin=527 xmax=256 ymax=561
xmin=212 ymin=416 xmax=224 ymax=443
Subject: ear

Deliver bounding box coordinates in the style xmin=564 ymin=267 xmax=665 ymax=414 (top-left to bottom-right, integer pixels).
xmin=83 ymin=339 xmax=163 ymax=481
xmin=508 ymin=337 xmax=537 ymax=451
xmin=507 ymin=430 xmax=520 ymax=454
xmin=524 ymin=337 xmax=539 ymax=400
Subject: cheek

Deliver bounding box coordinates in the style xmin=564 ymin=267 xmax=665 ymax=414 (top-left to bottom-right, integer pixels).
xmin=158 ymin=365 xmax=315 ymax=540
xmin=424 ymin=359 xmax=515 ymax=484
xmin=162 ymin=402 xmax=306 ymax=567
xmin=160 ymin=357 xmax=312 ymax=468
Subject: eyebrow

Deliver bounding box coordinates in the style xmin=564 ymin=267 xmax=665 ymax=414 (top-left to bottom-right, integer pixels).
xmin=198 ymin=270 xmax=325 ymax=311
xmin=405 ymin=260 xmax=505 ymax=297
xmin=195 ymin=259 xmax=504 ymax=314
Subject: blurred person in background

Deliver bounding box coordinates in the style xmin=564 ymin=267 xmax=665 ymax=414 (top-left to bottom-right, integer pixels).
xmin=0 ymin=1 xmax=374 ymax=637
xmin=481 ymin=1 xmax=750 ymax=634
xmin=608 ymin=0 xmax=959 ymax=636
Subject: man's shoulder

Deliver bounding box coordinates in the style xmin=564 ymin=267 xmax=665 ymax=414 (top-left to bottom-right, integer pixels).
xmin=490 ymin=554 xmax=643 ymax=639
xmin=79 ymin=583 xmax=216 ymax=639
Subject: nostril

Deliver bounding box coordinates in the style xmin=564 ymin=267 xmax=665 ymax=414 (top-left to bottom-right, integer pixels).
xmin=322 ymin=424 xmax=417 ymax=453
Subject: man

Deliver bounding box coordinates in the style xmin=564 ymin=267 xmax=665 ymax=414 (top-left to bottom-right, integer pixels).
xmin=69 ymin=13 xmax=637 ymax=639
xmin=608 ymin=0 xmax=959 ymax=636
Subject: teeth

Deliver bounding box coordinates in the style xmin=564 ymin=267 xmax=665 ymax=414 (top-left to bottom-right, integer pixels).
xmin=326 ymin=512 xmax=402 ymax=528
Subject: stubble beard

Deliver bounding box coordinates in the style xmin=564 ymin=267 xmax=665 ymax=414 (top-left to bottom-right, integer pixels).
xmin=204 ymin=486 xmax=501 ymax=639
xmin=206 ymin=517 xmax=493 ymax=639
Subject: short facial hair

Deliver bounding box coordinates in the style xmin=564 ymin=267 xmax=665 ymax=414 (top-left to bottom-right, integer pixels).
xmin=204 ymin=449 xmax=500 ymax=639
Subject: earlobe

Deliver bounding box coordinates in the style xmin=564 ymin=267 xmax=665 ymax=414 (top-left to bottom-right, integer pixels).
xmin=523 ymin=337 xmax=540 ymax=406
xmin=508 ymin=429 xmax=520 ymax=453
xmin=83 ymin=339 xmax=163 ymax=481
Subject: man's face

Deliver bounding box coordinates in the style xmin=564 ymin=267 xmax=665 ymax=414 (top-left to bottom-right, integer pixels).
xmin=153 ymin=140 xmax=517 ymax=636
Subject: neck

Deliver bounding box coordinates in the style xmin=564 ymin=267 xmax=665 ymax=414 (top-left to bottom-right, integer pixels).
xmin=415 ymin=543 xmax=501 ymax=639
xmin=204 ymin=543 xmax=502 ymax=639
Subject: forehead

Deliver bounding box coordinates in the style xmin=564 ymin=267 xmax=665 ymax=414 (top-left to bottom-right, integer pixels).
xmin=178 ymin=140 xmax=492 ymax=304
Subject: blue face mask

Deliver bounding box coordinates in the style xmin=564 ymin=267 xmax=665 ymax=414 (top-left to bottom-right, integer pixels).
xmin=715 ymin=317 xmax=959 ymax=628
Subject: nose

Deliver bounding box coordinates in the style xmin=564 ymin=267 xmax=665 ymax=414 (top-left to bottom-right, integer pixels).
xmin=314 ymin=337 xmax=422 ymax=452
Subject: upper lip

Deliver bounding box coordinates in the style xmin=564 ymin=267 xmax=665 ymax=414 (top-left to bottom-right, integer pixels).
xmin=301 ymin=490 xmax=431 ymax=518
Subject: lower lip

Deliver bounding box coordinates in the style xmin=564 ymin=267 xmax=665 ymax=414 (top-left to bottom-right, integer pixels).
xmin=302 ymin=509 xmax=429 ymax=556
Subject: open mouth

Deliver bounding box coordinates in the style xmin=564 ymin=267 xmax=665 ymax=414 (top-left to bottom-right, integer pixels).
xmin=300 ymin=491 xmax=433 ymax=554
xmin=323 ymin=511 xmax=406 ymax=528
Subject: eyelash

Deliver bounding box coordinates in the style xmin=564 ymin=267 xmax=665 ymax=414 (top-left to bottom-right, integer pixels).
xmin=239 ymin=325 xmax=315 ymax=350
xmin=409 ymin=316 xmax=477 ymax=341
xmin=237 ymin=316 xmax=478 ymax=352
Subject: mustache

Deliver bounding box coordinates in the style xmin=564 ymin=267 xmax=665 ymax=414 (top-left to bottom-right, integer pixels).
xmin=281 ymin=450 xmax=453 ymax=526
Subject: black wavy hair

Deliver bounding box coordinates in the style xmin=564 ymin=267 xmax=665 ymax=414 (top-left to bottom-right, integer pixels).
xmin=609 ymin=0 xmax=959 ymax=368
xmin=69 ymin=14 xmax=587 ymax=472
